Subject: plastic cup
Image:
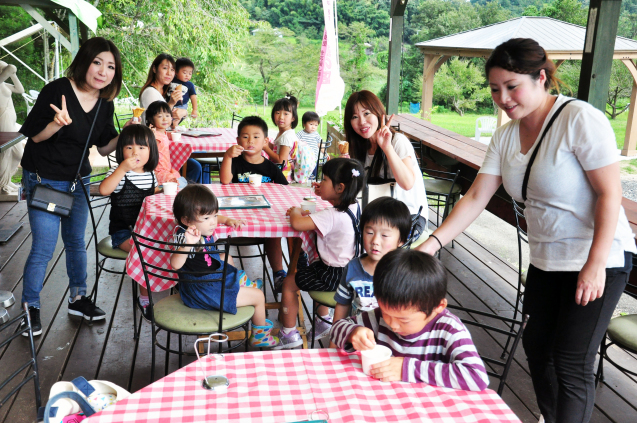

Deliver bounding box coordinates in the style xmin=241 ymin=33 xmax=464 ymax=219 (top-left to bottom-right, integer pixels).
xmin=300 ymin=200 xmax=316 ymax=214
xmin=170 ymin=132 xmax=182 ymax=142
xmin=249 ymin=174 xmax=262 ymax=187
xmin=163 ymin=182 xmax=178 ymax=195
xmin=361 ymin=345 xmax=392 ymax=376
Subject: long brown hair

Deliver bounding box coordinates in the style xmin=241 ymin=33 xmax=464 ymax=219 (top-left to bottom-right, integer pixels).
xmin=485 ymin=38 xmax=561 ymax=91
xmin=139 ymin=53 xmax=176 ymax=102
xmin=65 ymin=37 xmax=122 ymax=101
xmin=343 ymin=90 xmax=387 ymax=177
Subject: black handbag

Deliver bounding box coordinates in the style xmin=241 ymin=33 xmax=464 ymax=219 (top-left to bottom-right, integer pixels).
xmin=28 ymin=99 xmax=102 ymax=218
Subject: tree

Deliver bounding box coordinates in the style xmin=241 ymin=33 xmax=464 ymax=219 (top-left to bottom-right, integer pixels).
xmin=98 ymin=0 xmax=250 ymax=125
xmin=522 ymin=0 xmax=588 ymax=26
xmin=607 ymin=62 xmax=634 ymax=119
xmin=340 ymin=22 xmax=382 ymax=93
xmin=412 ymin=0 xmax=481 ymax=43
xmin=433 ymin=58 xmax=490 ymax=116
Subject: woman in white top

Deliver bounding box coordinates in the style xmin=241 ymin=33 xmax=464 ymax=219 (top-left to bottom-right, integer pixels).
xmin=418 ymin=38 xmax=636 ymax=423
xmin=344 ymin=90 xmax=428 ymax=235
xmin=139 ymin=53 xmax=201 ymax=183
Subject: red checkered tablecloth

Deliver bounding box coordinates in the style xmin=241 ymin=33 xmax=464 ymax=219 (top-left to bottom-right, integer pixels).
xmin=169 ymin=128 xmax=238 ymax=170
xmin=126 ymin=183 xmax=328 ymax=292
xmin=87 ymin=349 xmax=521 ymax=423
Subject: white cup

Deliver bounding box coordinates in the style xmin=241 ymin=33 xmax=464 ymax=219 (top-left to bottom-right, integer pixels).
xmin=170 ymin=132 xmax=181 ymax=142
xmin=361 ymin=345 xmax=392 ymax=376
xmin=248 ymin=174 xmax=262 ymax=187
xmin=163 ymin=182 xmax=178 ymax=195
xmin=300 ymin=200 xmax=316 ymax=214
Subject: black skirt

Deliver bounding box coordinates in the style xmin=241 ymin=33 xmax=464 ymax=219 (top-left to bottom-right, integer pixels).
xmin=295 ymin=252 xmax=345 ymax=292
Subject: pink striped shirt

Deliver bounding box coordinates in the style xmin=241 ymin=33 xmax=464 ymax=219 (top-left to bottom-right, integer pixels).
xmin=331 ymin=308 xmax=489 ymax=391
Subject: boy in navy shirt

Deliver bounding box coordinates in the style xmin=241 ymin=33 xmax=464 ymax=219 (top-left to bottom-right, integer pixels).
xmin=172 ymin=57 xmax=198 ymax=118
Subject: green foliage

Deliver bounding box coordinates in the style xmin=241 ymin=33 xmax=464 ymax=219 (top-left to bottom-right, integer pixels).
xmin=606 ymin=62 xmax=634 ymax=119
xmin=522 ymin=0 xmax=588 ymax=25
xmin=433 ymin=58 xmax=490 ymax=116
xmin=97 ymin=0 xmax=250 ymax=125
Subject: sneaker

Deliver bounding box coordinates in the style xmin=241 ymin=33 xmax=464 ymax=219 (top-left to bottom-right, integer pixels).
xmin=313 ymin=314 xmax=333 ymax=341
xmin=273 ymin=270 xmax=287 ymax=295
xmin=20 ymin=306 xmax=42 ymax=337
xmin=68 ymin=296 xmax=106 ymax=321
xmin=136 ymin=297 xmax=152 ymax=322
xmin=273 ymin=328 xmax=303 ymax=349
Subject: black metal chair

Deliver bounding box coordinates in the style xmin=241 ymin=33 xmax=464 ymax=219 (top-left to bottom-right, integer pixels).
xmin=315 ymin=133 xmax=333 ymax=180
xmin=231 ymin=112 xmax=244 ymax=129
xmin=131 ymin=231 xmax=254 ymax=382
xmin=422 ymin=167 xmax=461 ymax=230
xmin=595 ymin=256 xmax=637 ymax=386
xmin=0 ymin=303 xmax=41 ymax=414
xmin=512 ymin=200 xmax=528 ymax=319
xmin=114 ymin=112 xmax=133 ymax=133
xmin=447 ymin=304 xmax=529 ymax=396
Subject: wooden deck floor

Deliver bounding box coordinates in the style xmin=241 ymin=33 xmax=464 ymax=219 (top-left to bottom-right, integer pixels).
xmin=1 ymin=199 xmax=636 ymax=423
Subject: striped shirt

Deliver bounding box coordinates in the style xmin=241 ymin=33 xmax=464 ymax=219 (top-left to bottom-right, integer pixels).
xmin=296 ymin=130 xmax=321 ymax=158
xmin=105 ymin=165 xmax=157 ymax=194
xmin=330 ymin=308 xmax=489 ymax=391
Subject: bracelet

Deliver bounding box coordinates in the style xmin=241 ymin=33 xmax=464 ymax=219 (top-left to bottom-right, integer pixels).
xmin=430 ymin=234 xmax=443 ymax=250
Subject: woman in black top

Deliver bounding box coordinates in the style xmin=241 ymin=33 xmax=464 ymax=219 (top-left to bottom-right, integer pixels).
xmin=19 ymin=37 xmax=126 ymax=335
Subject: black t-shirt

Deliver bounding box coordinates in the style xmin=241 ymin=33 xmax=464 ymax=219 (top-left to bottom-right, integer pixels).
xmin=20 ymin=78 xmax=118 ymax=181
xmin=230 ymin=155 xmax=288 ymax=185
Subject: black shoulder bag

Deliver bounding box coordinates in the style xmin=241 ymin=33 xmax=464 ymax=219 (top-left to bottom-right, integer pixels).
xmin=29 ymin=99 xmax=103 ymax=217
xmin=521 ymin=99 xmax=576 ymax=202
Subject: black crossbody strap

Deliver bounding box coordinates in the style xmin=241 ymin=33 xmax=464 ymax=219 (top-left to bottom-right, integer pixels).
xmin=521 ymin=99 xmax=576 ymax=202
xmin=345 ymin=202 xmax=362 ymax=257
xmin=71 ymin=98 xmax=103 ymax=192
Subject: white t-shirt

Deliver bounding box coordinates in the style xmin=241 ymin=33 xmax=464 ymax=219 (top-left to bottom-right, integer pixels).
xmin=479 ymin=94 xmax=636 ymax=271
xmin=105 ymin=165 xmax=157 ymax=194
xmin=272 ymin=129 xmax=297 ymax=155
xmin=140 ymin=87 xmax=166 ymax=125
xmin=364 ymin=133 xmax=428 ymax=218
xmin=309 ymin=203 xmax=359 ymax=267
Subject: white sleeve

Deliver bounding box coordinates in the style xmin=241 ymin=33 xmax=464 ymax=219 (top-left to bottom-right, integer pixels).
xmin=140 ymin=87 xmax=165 ymax=109
xmin=391 ymin=133 xmax=414 ymax=160
xmin=278 ymin=131 xmax=297 ymax=148
xmin=570 ymin=105 xmax=618 ymax=171
xmin=105 ymin=165 xmax=125 ymax=194
xmin=478 ymin=129 xmax=503 ymax=176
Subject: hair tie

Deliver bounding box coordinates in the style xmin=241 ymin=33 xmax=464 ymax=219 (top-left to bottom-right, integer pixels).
xmin=351 ymin=169 xmax=360 ymax=177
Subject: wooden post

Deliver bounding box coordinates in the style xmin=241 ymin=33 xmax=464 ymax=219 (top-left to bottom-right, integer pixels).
xmin=386 ymin=0 xmax=408 ymax=115
xmin=421 ymin=54 xmax=438 ymax=121
xmin=578 ymin=0 xmax=622 ymax=112
xmin=497 ymin=107 xmax=510 ymax=127
xmin=621 ymin=59 xmax=637 ymax=156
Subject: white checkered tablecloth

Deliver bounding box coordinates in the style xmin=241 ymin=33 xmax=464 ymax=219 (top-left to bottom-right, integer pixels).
xmin=169 ymin=128 xmax=238 ymax=170
xmin=126 ymin=183 xmax=328 ymax=292
xmin=86 ymin=349 xmax=522 ymax=423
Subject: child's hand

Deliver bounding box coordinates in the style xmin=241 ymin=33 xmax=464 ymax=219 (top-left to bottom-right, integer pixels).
xmin=225 ymin=145 xmax=244 ymax=158
xmin=225 ymin=218 xmax=246 ymax=229
xmin=370 ymin=357 xmax=404 ymax=382
xmin=286 ymin=207 xmax=301 ymax=217
xmin=121 ymin=154 xmax=139 ymax=172
xmin=184 ymin=226 xmax=200 ymax=244
xmin=312 ymin=181 xmax=321 ymax=197
xmin=349 ymin=327 xmax=376 ymax=351
xmin=190 ymin=110 xmax=198 ymax=118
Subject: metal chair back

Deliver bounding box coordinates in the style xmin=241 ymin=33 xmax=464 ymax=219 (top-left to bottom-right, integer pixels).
xmin=231 ymin=112 xmax=244 ymax=129
xmin=0 ymin=303 xmax=41 ymax=413
xmin=447 ymin=304 xmax=529 ymax=396
xmin=315 ymin=133 xmax=333 ymax=180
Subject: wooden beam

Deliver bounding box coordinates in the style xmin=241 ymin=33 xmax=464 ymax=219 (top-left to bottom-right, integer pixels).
xmin=416 ymin=47 xmax=637 ymax=61
xmin=578 ymin=0 xmax=623 ymax=112
xmin=69 ymin=13 xmax=79 ymax=58
xmin=621 ymin=59 xmax=637 ymax=156
xmin=386 ymin=0 xmax=408 ymax=115
xmin=20 ymin=4 xmax=72 ymax=52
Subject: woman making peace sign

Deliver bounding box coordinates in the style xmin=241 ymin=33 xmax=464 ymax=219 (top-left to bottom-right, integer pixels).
xmin=344 ymin=90 xmax=428 ymax=235
xmin=19 ymin=37 xmax=125 ymax=335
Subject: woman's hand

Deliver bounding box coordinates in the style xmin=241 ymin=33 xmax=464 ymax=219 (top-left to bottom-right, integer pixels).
xmin=417 ymin=237 xmax=441 ymax=256
xmin=169 ymin=89 xmax=183 ymax=107
xmin=376 ymin=114 xmax=395 ymax=152
xmin=575 ymin=261 xmax=607 ymax=306
xmin=50 ymin=95 xmax=72 ymax=126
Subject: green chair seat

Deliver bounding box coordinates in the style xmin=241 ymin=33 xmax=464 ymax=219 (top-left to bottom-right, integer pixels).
xmin=153 ymin=294 xmax=254 ymax=334
xmin=98 ymin=236 xmax=129 ymax=260
xmin=423 ymin=178 xmax=461 ymax=195
xmin=309 ymin=291 xmax=337 ymax=308
xmin=409 ymin=229 xmax=432 ymax=249
xmin=607 ymin=314 xmax=637 ymax=352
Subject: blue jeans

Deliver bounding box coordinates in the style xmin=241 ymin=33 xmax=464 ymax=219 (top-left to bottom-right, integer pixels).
xmin=184 ymin=158 xmax=202 ymax=183
xmin=21 ymin=169 xmax=89 ymax=308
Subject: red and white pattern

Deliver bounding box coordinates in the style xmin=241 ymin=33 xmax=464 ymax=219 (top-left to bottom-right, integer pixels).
xmin=126 ymin=183 xmax=328 ymax=292
xmin=169 ymin=128 xmax=238 ymax=170
xmin=87 ymin=349 xmax=521 ymax=423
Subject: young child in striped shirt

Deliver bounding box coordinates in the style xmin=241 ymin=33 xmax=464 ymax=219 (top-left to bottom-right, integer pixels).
xmin=330 ymin=249 xmax=489 ymax=391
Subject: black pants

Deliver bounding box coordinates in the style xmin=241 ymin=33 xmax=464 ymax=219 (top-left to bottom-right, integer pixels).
xmin=522 ymin=252 xmax=632 ymax=423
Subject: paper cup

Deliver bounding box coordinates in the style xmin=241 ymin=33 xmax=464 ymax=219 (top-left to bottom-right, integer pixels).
xmin=248 ymin=174 xmax=262 ymax=187
xmin=300 ymin=200 xmax=316 ymax=214
xmin=163 ymin=182 xmax=178 ymax=195
xmin=170 ymin=132 xmax=182 ymax=142
xmin=361 ymin=345 xmax=392 ymax=376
